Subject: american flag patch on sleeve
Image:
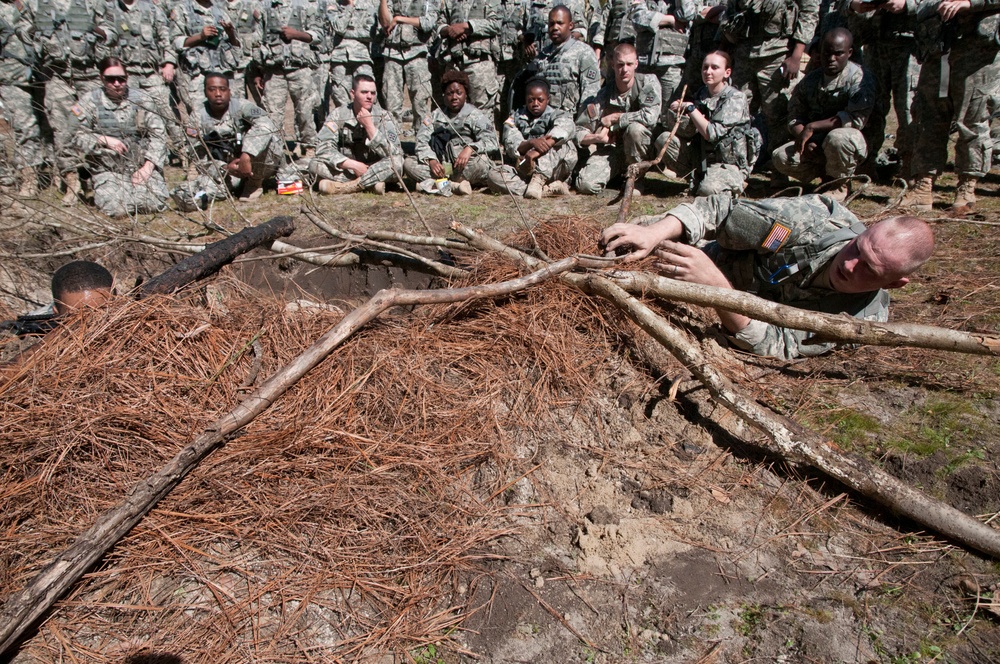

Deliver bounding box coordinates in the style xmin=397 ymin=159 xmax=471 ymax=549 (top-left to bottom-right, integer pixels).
xmin=761 ymin=222 xmax=792 ymax=252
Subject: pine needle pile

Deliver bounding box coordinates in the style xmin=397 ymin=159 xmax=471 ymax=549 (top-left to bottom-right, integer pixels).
xmin=0 ymin=222 xmax=626 ymax=661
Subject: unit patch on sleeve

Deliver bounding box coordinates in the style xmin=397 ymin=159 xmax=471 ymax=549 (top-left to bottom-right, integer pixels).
xmin=761 ymin=222 xmax=792 ymax=252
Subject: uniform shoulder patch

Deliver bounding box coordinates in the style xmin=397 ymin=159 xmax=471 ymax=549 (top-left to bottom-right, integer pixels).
xmin=422 ymin=115 xmax=433 ymax=126
xmin=186 ymin=126 xmax=200 ymax=137
xmin=762 ymin=222 xmax=792 ymax=252
xmin=245 ymin=104 xmax=265 ymax=118
xmin=504 ymin=116 xmax=516 ymax=127
xmin=585 ymin=69 xmax=598 ymax=81
xmin=70 ymin=104 xmax=83 ymax=117
xmin=325 ymin=120 xmax=338 ymax=133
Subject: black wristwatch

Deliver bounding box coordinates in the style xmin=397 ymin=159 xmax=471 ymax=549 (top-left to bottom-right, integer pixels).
xmin=684 ymin=103 xmax=697 ymax=115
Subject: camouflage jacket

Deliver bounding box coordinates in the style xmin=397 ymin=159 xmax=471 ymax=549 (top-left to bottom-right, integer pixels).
xmin=520 ymin=0 xmax=605 ymax=52
xmin=536 ymin=36 xmax=601 ymax=115
xmin=259 ymin=0 xmax=326 ymax=68
xmin=188 ymin=97 xmax=277 ymax=160
xmin=667 ymin=83 xmax=755 ymax=172
xmin=719 ymin=0 xmax=820 ymax=59
xmin=226 ymin=0 xmax=264 ymax=69
xmin=787 ymin=60 xmax=875 ymax=130
xmin=35 ymin=0 xmax=115 ymax=75
xmin=104 ymin=0 xmax=174 ymax=77
xmin=72 ymin=86 xmax=167 ymax=174
xmin=315 ymin=103 xmax=402 ymax=167
xmin=666 ymin=193 xmax=887 ymax=358
xmin=170 ymin=0 xmax=240 ymax=74
xmin=630 ymin=0 xmax=698 ymax=68
xmin=0 ymin=0 xmax=35 ymax=85
xmin=327 ymin=0 xmax=377 ymax=64
xmin=574 ymin=73 xmax=661 ymax=142
xmin=382 ymin=0 xmax=440 ymax=59
xmin=436 ymin=0 xmax=500 ymax=63
xmin=501 ymin=104 xmax=574 ymax=159
xmin=414 ymin=101 xmax=499 ymax=162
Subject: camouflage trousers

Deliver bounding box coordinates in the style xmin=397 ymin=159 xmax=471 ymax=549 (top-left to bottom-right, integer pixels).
xmin=45 ymin=74 xmax=100 ymax=174
xmin=910 ymin=40 xmax=1000 ymax=178
xmin=863 ymin=38 xmax=919 ymax=164
xmin=176 ymin=69 xmax=243 ymax=117
xmin=261 ymin=65 xmax=319 ymax=148
xmin=0 ymin=83 xmax=44 ymax=170
xmin=92 ymin=170 xmax=169 ymax=217
xmin=639 ymin=63 xmax=684 ymax=119
xmin=772 ymin=128 xmax=868 ymax=182
xmin=383 ymin=56 xmax=433 ymax=130
xmin=172 ymin=144 xmax=283 ymax=204
xmin=330 ymin=62 xmax=375 ymax=109
xmin=463 ymin=58 xmax=500 ymax=117
xmin=313 ymin=60 xmax=332 ymax=123
xmin=130 ymin=72 xmax=185 ymax=153
xmin=575 ymin=123 xmax=652 ymax=194
xmin=403 ymin=153 xmax=494 ymax=186
xmin=308 ymin=154 xmax=403 ymax=189
xmin=656 ymin=133 xmax=746 ymax=196
xmin=730 ymin=49 xmax=801 ymax=156
xmin=486 ymin=142 xmax=577 ymax=195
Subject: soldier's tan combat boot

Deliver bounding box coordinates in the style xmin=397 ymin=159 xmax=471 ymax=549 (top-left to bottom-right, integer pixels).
xmin=18 ymin=167 xmax=37 ymax=198
xmin=947 ymin=176 xmax=977 ymax=217
xmin=524 ymin=173 xmax=546 ymax=199
xmin=899 ymin=173 xmax=934 ymax=211
xmin=317 ymin=178 xmax=362 ymax=195
xmin=60 ymin=171 xmax=81 ymax=206
xmin=545 ymin=180 xmax=570 ymax=197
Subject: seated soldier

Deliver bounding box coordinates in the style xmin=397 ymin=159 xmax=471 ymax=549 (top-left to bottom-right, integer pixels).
xmin=71 ymin=57 xmax=169 ymax=217
xmin=574 ymin=43 xmax=660 ymax=195
xmin=657 ymin=51 xmax=759 ymax=197
xmin=403 ymin=70 xmax=500 ymax=196
xmin=309 ymin=74 xmax=404 ymax=195
xmin=771 ymin=28 xmax=876 ymax=201
xmin=600 ymin=194 xmax=934 ymax=359
xmin=172 ymin=73 xmax=284 ymax=209
xmin=487 ymin=77 xmax=576 ymax=199
xmin=51 ymin=260 xmax=115 ymax=316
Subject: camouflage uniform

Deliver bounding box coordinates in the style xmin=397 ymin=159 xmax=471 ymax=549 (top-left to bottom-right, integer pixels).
xmin=71 ymin=86 xmax=168 ymax=216
xmin=436 ymin=0 xmax=501 ymax=115
xmin=630 ymin=0 xmax=698 ymax=115
xmin=103 ymin=0 xmax=184 ymax=150
xmin=908 ymin=3 xmax=1000 ymax=180
xmin=170 ymin=0 xmax=241 ymax=113
xmin=486 ymin=103 xmax=577 ymax=194
xmin=843 ymin=0 xmax=919 ymax=166
xmin=327 ymin=0 xmax=377 ymax=108
xmin=603 ymin=0 xmax=636 ymax=66
xmin=172 ymin=96 xmax=282 ymax=202
xmin=772 ymin=60 xmax=875 ymax=182
xmin=0 ymin=0 xmax=44 ymax=178
xmin=718 ymin=0 xmax=819 ymax=152
xmin=403 ymin=101 xmax=499 ymax=185
xmin=535 ymin=35 xmax=601 ymax=115
xmin=258 ymin=0 xmax=326 ymax=148
xmin=574 ymin=72 xmax=660 ymax=194
xmin=520 ymin=0 xmax=605 ymax=52
xmin=34 ymin=0 xmax=115 ymax=175
xmin=226 ymin=0 xmax=264 ymax=99
xmin=659 ymin=83 xmax=755 ymax=195
xmin=380 ymin=0 xmax=439 ymax=130
xmin=663 ymin=193 xmax=887 ymax=359
xmin=309 ymin=103 xmax=403 ymax=187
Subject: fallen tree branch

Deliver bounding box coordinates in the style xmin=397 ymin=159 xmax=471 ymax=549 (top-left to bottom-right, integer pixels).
xmin=610 ymin=271 xmax=1000 ymax=356
xmin=0 ymin=257 xmax=579 ymax=656
xmin=449 ymin=223 xmax=1000 ymax=560
xmin=303 ymin=209 xmax=469 ymax=278
xmin=137 ymin=216 xmax=295 ymax=298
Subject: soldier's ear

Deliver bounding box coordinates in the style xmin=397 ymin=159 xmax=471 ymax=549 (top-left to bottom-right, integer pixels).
xmin=884 ymin=277 xmax=909 ymax=290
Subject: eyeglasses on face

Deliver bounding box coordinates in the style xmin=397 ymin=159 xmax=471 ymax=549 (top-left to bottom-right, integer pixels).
xmin=103 ymin=75 xmax=128 ymax=84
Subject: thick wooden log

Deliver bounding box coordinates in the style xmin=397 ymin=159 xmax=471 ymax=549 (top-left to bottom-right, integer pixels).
xmin=451 ymin=223 xmax=1000 ymax=559
xmin=610 ymin=271 xmax=1000 ymax=356
xmin=136 ymin=216 xmax=295 ymax=298
xmin=0 ymin=258 xmax=577 ymax=657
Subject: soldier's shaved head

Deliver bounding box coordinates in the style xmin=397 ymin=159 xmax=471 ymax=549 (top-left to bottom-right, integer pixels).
xmin=826 ymin=215 xmax=934 ymax=293
xmin=613 ymin=42 xmax=637 ymax=61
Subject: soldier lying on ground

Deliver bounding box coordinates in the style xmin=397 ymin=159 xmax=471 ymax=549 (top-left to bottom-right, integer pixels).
xmin=600 ymin=194 xmax=934 ymax=359
xmin=487 ymin=77 xmax=576 ymax=199
xmin=172 ymin=73 xmax=284 ymax=210
xmin=71 ymin=57 xmax=169 ymax=217
xmin=310 ymin=74 xmax=404 ymax=195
